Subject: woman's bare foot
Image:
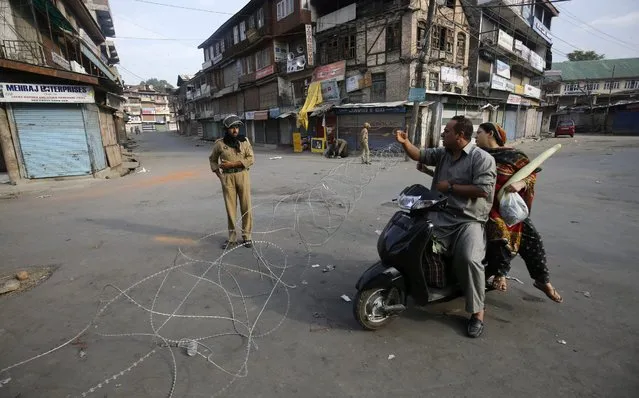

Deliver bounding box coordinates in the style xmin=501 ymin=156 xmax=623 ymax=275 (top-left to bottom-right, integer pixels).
xmin=533 ymin=281 xmax=563 ymax=303
xmin=492 ymin=275 xmax=508 ymax=291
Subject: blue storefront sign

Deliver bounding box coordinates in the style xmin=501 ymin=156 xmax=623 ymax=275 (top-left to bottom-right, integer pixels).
xmin=334 ymin=106 xmax=407 ymax=115
xmin=268 ymin=107 xmax=280 ymax=118
xmin=408 ymin=87 xmax=426 ymax=102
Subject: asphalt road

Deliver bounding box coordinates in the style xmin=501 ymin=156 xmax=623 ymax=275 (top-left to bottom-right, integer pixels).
xmin=0 ymin=132 xmax=638 ymax=398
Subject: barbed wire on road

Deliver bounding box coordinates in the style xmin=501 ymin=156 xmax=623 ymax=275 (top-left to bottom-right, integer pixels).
xmin=0 ymin=142 xmax=408 ymax=397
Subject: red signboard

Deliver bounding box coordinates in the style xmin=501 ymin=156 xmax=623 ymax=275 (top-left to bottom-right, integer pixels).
xmin=256 ymin=65 xmax=275 ymax=80
xmin=312 ymin=60 xmax=346 ymax=82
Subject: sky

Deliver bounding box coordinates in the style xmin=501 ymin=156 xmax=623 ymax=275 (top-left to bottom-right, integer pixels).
xmin=109 ymin=0 xmax=639 ymax=86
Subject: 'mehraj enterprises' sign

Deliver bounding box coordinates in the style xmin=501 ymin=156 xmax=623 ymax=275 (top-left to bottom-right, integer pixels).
xmin=0 ymin=83 xmax=95 ymax=103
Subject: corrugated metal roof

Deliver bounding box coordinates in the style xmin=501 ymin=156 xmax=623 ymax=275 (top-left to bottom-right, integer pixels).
xmin=310 ymin=103 xmax=334 ymax=117
xmin=551 ymin=58 xmax=639 ymax=81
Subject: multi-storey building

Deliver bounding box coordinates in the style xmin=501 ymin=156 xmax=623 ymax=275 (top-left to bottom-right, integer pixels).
xmin=194 ymin=0 xmax=314 ymax=146
xmin=123 ymin=85 xmax=172 ymax=132
xmin=543 ymin=58 xmax=639 ymax=134
xmin=312 ymin=0 xmax=474 ymax=148
xmin=0 ymin=0 xmax=125 ymax=182
xmin=467 ymin=0 xmax=558 ymax=141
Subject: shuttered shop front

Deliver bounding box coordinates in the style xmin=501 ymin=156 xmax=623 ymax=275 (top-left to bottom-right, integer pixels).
xmin=337 ymin=114 xmax=405 ymax=150
xmin=12 ymin=103 xmax=95 ymax=178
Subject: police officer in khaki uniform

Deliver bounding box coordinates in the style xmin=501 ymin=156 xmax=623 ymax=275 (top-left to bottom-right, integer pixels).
xmin=360 ymin=122 xmax=371 ymax=164
xmin=209 ymin=114 xmax=254 ymax=249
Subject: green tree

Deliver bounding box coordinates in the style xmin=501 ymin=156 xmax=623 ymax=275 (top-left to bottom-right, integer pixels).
xmin=139 ymin=78 xmax=174 ymax=92
xmin=567 ymin=50 xmax=605 ymax=61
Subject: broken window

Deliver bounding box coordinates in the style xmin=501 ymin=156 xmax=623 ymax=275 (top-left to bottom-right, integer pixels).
xmin=432 ymin=26 xmax=453 ymax=52
xmin=386 ymin=23 xmax=401 ymax=52
xmin=319 ymin=32 xmax=356 ymax=64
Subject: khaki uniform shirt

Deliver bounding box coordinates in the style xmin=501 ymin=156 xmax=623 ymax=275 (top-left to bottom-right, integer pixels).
xmin=209 ymin=138 xmax=254 ymax=173
xmin=360 ymin=128 xmax=369 ymax=143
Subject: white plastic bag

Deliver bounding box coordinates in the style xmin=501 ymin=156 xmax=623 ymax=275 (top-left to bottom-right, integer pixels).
xmin=499 ymin=192 xmax=529 ymax=227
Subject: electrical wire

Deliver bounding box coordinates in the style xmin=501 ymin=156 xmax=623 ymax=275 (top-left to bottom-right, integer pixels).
xmin=554 ymin=4 xmax=639 ymax=53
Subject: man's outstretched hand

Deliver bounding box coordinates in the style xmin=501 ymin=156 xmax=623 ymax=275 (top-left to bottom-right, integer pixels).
xmin=395 ymin=129 xmax=409 ymax=144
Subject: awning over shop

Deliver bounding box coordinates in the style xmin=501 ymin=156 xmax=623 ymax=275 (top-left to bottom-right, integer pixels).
xmin=310 ymin=103 xmax=334 ymax=117
xmin=278 ymin=111 xmax=297 ymax=119
xmin=80 ymin=44 xmax=117 ymax=82
xmin=33 ymin=0 xmax=75 ymax=32
xmin=333 ymin=101 xmax=435 ymax=115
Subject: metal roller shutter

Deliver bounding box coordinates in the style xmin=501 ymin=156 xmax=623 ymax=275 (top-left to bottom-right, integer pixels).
xmin=12 ymin=103 xmax=92 ymax=178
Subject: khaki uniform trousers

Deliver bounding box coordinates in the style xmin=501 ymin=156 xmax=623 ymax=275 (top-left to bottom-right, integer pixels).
xmin=221 ymin=170 xmax=252 ymax=242
xmin=361 ymin=139 xmax=370 ymax=163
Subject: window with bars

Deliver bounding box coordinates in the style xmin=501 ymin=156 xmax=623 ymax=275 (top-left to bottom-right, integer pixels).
xmin=604 ymin=81 xmax=619 ymax=90
xmin=456 ymin=33 xmax=466 ymax=65
xmin=371 ymin=73 xmax=386 ymax=102
xmin=584 ymin=82 xmax=599 ymax=91
xmin=564 ymin=83 xmax=580 ymax=93
xmin=624 ymin=80 xmax=639 ymax=89
xmin=429 ymin=72 xmax=439 ymax=91
xmin=319 ymin=33 xmax=356 ymax=64
xmin=386 ymin=23 xmax=401 ymax=52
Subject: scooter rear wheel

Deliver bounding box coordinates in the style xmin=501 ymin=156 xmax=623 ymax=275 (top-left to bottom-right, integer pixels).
xmin=353 ymin=287 xmax=402 ymax=331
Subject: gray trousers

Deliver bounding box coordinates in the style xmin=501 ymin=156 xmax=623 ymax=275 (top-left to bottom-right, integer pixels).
xmin=434 ymin=222 xmax=486 ymax=314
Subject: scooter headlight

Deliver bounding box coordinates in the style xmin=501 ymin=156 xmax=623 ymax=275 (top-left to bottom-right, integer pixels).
xmin=397 ymin=194 xmax=440 ymax=210
xmin=397 ymin=194 xmax=421 ymax=210
xmin=411 ymin=199 xmax=440 ymax=210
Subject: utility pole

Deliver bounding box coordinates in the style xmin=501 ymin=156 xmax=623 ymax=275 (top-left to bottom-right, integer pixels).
xmin=406 ymin=0 xmax=437 ymax=161
xmin=603 ymin=65 xmax=616 ymax=134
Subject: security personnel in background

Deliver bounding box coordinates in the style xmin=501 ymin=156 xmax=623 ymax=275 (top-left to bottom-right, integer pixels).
xmin=335 ymin=138 xmax=348 ymax=158
xmin=209 ymin=114 xmax=254 ymax=249
xmin=360 ymin=122 xmax=371 ymax=164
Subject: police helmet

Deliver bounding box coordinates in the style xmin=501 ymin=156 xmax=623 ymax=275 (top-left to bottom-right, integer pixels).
xmin=223 ymin=114 xmax=243 ymax=129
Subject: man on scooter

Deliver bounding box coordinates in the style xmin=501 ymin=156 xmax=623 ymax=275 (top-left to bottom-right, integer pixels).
xmin=395 ymin=116 xmax=496 ymax=338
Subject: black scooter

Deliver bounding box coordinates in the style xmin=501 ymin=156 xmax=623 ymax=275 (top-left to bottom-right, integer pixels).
xmin=354 ymin=184 xmax=482 ymax=330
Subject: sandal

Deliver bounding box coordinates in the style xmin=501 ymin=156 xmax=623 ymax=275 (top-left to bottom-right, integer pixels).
xmin=533 ymin=281 xmax=563 ymax=303
xmin=492 ymin=275 xmax=508 ymax=291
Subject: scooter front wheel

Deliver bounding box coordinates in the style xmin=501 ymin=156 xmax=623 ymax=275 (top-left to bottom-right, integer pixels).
xmin=353 ymin=287 xmax=403 ymax=331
